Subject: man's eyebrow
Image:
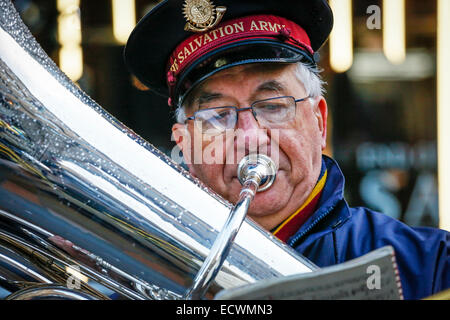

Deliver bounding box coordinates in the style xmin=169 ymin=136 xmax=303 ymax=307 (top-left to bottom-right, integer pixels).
xmin=188 ymin=80 xmax=285 ymax=109
xmin=196 ymin=92 xmax=223 ymax=105
xmin=255 ymin=80 xmax=286 ymax=94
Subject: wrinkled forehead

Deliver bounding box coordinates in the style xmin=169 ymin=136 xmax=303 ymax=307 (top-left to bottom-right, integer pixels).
xmin=184 ymin=63 xmax=296 ymax=107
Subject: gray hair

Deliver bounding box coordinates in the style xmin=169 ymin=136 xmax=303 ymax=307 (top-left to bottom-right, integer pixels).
xmin=174 ymin=61 xmax=325 ymax=123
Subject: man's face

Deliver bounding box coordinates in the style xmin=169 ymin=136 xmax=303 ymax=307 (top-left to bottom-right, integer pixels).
xmin=172 ymin=63 xmax=328 ymax=230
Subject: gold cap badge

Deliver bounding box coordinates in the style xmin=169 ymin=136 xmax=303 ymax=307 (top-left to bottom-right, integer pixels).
xmin=183 ymin=0 xmax=226 ymax=33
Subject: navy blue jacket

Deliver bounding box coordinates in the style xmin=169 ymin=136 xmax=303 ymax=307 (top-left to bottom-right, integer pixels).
xmin=288 ymin=156 xmax=449 ymax=300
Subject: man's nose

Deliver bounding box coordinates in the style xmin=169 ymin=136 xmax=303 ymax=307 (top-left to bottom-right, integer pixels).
xmin=236 ymin=109 xmax=259 ymax=130
xmin=234 ymin=110 xmax=270 ymax=154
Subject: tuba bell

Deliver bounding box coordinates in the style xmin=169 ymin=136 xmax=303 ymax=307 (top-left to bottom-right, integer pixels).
xmin=0 ymin=0 xmax=316 ymax=300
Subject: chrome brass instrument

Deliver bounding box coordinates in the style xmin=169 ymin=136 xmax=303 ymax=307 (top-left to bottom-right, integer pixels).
xmin=0 ymin=0 xmax=316 ymax=300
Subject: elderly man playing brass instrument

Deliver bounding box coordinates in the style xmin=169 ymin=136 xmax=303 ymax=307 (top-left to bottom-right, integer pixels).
xmin=124 ymin=0 xmax=449 ymax=299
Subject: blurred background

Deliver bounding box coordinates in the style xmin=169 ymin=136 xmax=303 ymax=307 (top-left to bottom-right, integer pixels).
xmin=12 ymin=0 xmax=450 ymax=230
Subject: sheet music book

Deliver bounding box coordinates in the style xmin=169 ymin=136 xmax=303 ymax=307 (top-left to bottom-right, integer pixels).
xmin=215 ymin=246 xmax=403 ymax=300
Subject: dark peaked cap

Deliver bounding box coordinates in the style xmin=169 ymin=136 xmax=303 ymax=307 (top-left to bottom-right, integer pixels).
xmin=124 ymin=0 xmax=333 ymax=106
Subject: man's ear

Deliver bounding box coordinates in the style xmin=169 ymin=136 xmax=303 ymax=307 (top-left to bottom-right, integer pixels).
xmin=314 ymin=96 xmax=328 ymax=150
xmin=171 ymin=123 xmax=197 ymax=177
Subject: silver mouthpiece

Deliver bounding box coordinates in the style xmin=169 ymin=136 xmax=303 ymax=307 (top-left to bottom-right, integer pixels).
xmin=237 ymin=154 xmax=278 ymax=192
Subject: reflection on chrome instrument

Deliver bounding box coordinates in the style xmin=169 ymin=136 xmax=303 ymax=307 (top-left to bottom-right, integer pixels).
xmin=0 ymin=0 xmax=316 ymax=300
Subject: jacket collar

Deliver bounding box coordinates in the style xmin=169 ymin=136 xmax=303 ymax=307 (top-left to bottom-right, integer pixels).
xmin=286 ymin=155 xmax=351 ymax=247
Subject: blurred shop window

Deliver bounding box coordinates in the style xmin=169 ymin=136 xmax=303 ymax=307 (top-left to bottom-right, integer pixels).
xmin=326 ymin=0 xmax=438 ymax=228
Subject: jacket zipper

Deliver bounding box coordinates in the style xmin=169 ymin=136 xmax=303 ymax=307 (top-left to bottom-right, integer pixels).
xmin=288 ymin=205 xmax=336 ymax=248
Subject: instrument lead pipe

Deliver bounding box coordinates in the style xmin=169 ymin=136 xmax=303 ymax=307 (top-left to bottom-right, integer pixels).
xmin=184 ymin=179 xmax=259 ymax=300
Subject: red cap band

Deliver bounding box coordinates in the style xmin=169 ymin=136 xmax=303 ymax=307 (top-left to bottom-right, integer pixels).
xmin=166 ymin=14 xmax=313 ymax=88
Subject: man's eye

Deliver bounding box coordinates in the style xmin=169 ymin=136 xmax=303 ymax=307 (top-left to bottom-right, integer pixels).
xmin=260 ymin=104 xmax=286 ymax=112
xmin=205 ymin=110 xmax=230 ymax=121
xmin=211 ymin=110 xmax=230 ymax=121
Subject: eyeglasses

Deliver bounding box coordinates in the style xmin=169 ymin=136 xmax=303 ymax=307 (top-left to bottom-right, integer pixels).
xmin=185 ymin=95 xmax=310 ymax=134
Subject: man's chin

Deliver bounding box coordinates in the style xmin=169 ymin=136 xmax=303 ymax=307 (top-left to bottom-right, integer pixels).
xmin=246 ymin=191 xmax=285 ymax=217
xmin=225 ymin=174 xmax=288 ymax=210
